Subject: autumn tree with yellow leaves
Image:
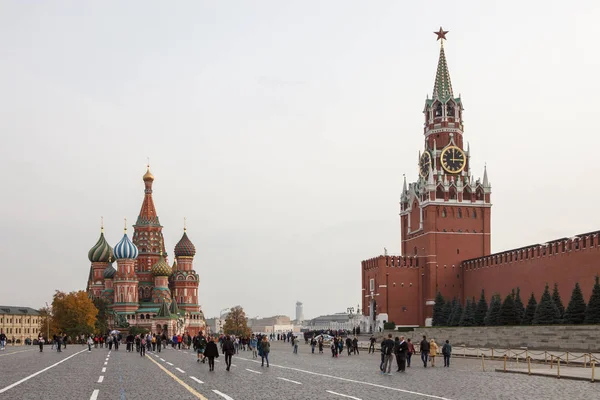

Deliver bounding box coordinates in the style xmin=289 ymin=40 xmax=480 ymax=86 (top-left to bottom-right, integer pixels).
xmin=223 ymin=306 xmax=251 ymax=336
xmin=51 ymin=290 xmax=98 ymax=338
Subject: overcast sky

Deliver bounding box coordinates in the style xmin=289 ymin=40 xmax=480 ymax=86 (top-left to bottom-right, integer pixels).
xmin=1 ymin=1 xmax=599 ymax=320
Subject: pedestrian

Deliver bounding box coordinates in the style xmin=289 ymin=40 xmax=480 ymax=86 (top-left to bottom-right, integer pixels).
xmin=195 ymin=332 xmax=207 ymax=363
xmin=397 ymin=336 xmax=408 ymax=372
xmin=381 ymin=334 xmax=395 ymax=375
xmin=87 ymin=336 xmax=93 ymax=352
xmin=0 ymin=332 xmax=6 ymax=351
xmin=152 ymin=334 xmax=157 ymax=351
xmin=140 ymin=336 xmax=146 ymax=357
xmin=429 ymin=338 xmax=439 ymax=367
xmin=250 ymin=334 xmax=258 ymax=359
xmin=352 ymin=336 xmax=359 ymax=355
xmin=407 ymin=338 xmax=415 ymax=367
xmin=260 ymin=336 xmax=270 ymax=367
xmin=368 ymin=335 xmax=376 ymax=354
xmin=293 ymin=336 xmax=298 ymax=354
xmin=442 ymin=340 xmax=452 ymax=367
xmin=420 ymin=335 xmax=430 ymax=367
xmin=222 ymin=336 xmax=234 ymax=371
xmin=346 ymin=337 xmax=353 ymax=356
xmin=204 ymin=338 xmax=219 ymax=371
xmin=37 ymin=333 xmax=45 ymax=352
xmin=310 ymin=336 xmax=316 ymax=354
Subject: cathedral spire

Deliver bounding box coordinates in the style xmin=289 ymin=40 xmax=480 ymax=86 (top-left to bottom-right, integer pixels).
xmin=432 ymin=27 xmax=454 ymax=103
xmin=136 ymin=165 xmax=160 ymax=226
xmin=483 ymin=164 xmax=489 ymax=187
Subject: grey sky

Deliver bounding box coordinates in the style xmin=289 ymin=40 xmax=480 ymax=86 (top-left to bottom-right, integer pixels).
xmin=1 ymin=1 xmax=599 ymax=320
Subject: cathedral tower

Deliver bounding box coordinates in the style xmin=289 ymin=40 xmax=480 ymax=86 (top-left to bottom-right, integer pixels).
xmin=399 ymin=28 xmax=492 ymax=324
xmin=87 ymin=223 xmax=113 ymax=298
xmin=132 ymin=166 xmax=167 ymax=302
xmin=112 ymin=223 xmax=140 ymax=315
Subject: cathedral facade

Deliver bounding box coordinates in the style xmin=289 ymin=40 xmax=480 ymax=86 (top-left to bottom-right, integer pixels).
xmin=361 ymin=29 xmax=600 ymax=329
xmin=86 ymin=167 xmax=205 ymax=335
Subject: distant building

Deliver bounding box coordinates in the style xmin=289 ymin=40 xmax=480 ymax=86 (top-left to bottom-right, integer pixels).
xmin=306 ymin=313 xmax=356 ymax=331
xmin=295 ymin=301 xmax=304 ymax=323
xmin=248 ymin=315 xmax=295 ymax=334
xmin=0 ymin=306 xmax=41 ymax=344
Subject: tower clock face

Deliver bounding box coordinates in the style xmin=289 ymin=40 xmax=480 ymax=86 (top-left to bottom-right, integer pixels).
xmin=440 ymin=145 xmax=466 ymax=174
xmin=419 ymin=152 xmax=431 ymax=178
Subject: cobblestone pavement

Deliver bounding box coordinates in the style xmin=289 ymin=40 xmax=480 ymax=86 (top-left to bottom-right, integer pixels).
xmin=0 ymin=342 xmax=594 ymax=399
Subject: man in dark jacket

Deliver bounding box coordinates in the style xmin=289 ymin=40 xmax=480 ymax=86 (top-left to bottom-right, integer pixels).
xmin=204 ymin=338 xmax=219 ymax=371
xmin=345 ymin=337 xmax=353 ymax=355
xmin=395 ymin=336 xmax=408 ymax=372
xmin=442 ymin=340 xmax=452 ymax=367
xmin=381 ymin=334 xmax=395 ymax=374
xmin=420 ymin=335 xmax=430 ymax=367
xmin=222 ymin=336 xmax=235 ymax=371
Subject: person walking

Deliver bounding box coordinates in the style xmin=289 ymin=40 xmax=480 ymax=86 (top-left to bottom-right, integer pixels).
xmin=397 ymin=336 xmax=408 ymax=372
xmin=250 ymin=335 xmax=258 ymax=359
xmin=261 ymin=336 xmax=270 ymax=367
xmin=368 ymin=335 xmax=376 ymax=354
xmin=195 ymin=332 xmax=207 ymax=363
xmin=420 ymin=335 xmax=430 ymax=367
xmin=293 ymin=336 xmax=298 ymax=354
xmin=352 ymin=337 xmax=359 ymax=355
xmin=204 ymin=338 xmax=219 ymax=371
xmin=87 ymin=336 xmax=93 ymax=352
xmin=37 ymin=333 xmax=45 ymax=352
xmin=429 ymin=339 xmax=439 ymax=367
xmin=140 ymin=336 xmax=146 ymax=357
xmin=407 ymin=338 xmax=415 ymax=367
xmin=222 ymin=336 xmax=235 ymax=371
xmin=381 ymin=334 xmax=395 ymax=375
xmin=0 ymin=332 xmax=6 ymax=351
xmin=310 ymin=336 xmax=316 ymax=354
xmin=442 ymin=340 xmax=452 ymax=367
xmin=346 ymin=337 xmax=353 ymax=356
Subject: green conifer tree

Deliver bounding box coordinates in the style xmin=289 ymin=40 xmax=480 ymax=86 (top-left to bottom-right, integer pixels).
xmin=584 ymin=276 xmax=600 ymax=324
xmin=484 ymin=294 xmax=501 ymax=326
xmin=450 ymin=301 xmax=463 ymax=326
xmin=441 ymin=301 xmax=452 ymax=326
xmin=521 ymin=292 xmax=537 ymax=325
xmin=552 ymin=283 xmax=565 ymax=321
xmin=533 ymin=284 xmax=560 ymax=325
xmin=459 ymin=299 xmax=475 ymax=326
xmin=498 ymin=294 xmax=518 ymax=325
xmin=474 ymin=289 xmax=488 ymax=326
xmin=432 ymin=292 xmax=446 ymax=326
xmin=563 ymin=282 xmax=586 ymax=324
xmin=514 ymin=287 xmax=525 ymax=324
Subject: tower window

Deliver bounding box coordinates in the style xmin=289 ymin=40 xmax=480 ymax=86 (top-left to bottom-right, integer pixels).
xmin=447 ymin=104 xmax=455 ymax=117
xmin=442 ymin=208 xmax=447 ymax=218
xmin=473 ymin=209 xmax=477 ymax=218
xmin=435 ymin=103 xmax=442 ymax=117
xmin=458 ymin=209 xmax=462 ymax=218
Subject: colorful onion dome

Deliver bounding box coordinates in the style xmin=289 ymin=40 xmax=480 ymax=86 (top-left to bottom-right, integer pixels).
xmin=103 ymin=264 xmax=116 ymax=279
xmin=88 ymin=230 xmax=114 ymax=263
xmin=143 ymin=167 xmax=154 ymax=182
xmin=151 ymin=254 xmax=172 ymax=277
xmin=114 ymin=232 xmax=139 ymax=259
xmin=174 ymin=230 xmax=196 ymax=257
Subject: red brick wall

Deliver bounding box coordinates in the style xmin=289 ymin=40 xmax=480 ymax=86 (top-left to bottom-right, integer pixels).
xmin=463 ymin=233 xmax=600 ymax=305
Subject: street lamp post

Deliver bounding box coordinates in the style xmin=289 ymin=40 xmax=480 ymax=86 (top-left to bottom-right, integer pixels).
xmin=219 ymin=308 xmax=229 ymax=334
xmin=45 ymin=302 xmax=50 ymax=341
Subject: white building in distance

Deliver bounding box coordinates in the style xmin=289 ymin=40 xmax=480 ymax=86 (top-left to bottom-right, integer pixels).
xmin=295 ymin=301 xmax=304 ymax=323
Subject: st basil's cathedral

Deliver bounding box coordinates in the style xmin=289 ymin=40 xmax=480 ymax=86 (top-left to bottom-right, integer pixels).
xmin=86 ymin=167 xmax=205 ymax=336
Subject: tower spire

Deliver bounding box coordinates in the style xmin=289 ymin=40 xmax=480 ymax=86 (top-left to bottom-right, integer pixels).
xmin=432 ymin=27 xmax=454 ymax=103
xmin=483 ymin=163 xmax=489 ymax=187
xmin=137 ymin=165 xmax=160 ymax=226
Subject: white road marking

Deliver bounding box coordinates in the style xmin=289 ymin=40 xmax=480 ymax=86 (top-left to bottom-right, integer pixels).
xmin=190 ymin=376 xmax=204 ymax=384
xmin=98 ymin=376 xmax=104 ymax=383
xmin=236 ymin=358 xmax=453 ymax=400
xmin=105 ymin=358 xmax=109 ymax=361
xmin=167 ymin=362 xmax=174 ymax=366
xmin=176 ymin=368 xmax=186 ymax=373
xmin=0 ymin=349 xmax=87 ymax=394
xmin=326 ymin=391 xmax=361 ymax=400
xmin=277 ymin=377 xmax=302 ymax=385
xmin=160 ymin=358 xmax=166 ymax=362
xmin=245 ymin=368 xmax=261 ymax=374
xmin=231 ymin=364 xmax=237 ymax=367
xmin=102 ymin=367 xmax=106 ymax=373
xmin=104 ymin=362 xmax=107 ymax=365
xmin=90 ymin=389 xmax=99 ymax=400
xmin=213 ymin=390 xmax=235 ymax=400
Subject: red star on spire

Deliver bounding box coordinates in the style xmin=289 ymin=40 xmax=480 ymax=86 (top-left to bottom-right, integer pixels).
xmin=434 ymin=27 xmax=449 ymax=41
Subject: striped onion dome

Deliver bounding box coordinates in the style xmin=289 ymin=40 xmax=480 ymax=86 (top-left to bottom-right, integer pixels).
xmin=174 ymin=230 xmax=196 ymax=257
xmin=88 ymin=231 xmax=114 ymax=263
xmin=103 ymin=263 xmax=116 ymax=279
xmin=151 ymin=254 xmax=172 ymax=277
xmin=114 ymin=233 xmax=139 ymax=260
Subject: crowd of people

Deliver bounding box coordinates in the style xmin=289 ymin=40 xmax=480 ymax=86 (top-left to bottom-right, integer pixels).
xmin=377 ymin=334 xmax=453 ymax=374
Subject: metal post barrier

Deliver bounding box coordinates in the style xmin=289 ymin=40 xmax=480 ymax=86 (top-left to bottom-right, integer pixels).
xmin=481 ymin=354 xmax=485 ymax=372
xmin=504 ymin=355 xmax=507 ymax=372
xmin=463 ymin=345 xmax=466 ymax=358
xmin=528 ymin=356 xmax=531 ymax=375
xmin=516 ymin=355 xmax=519 ymax=368
xmin=592 ymin=361 xmax=596 ymax=383
xmin=550 ymin=355 xmax=553 ymax=369
xmin=584 ymin=354 xmax=587 ymax=368
xmin=491 ymin=348 xmax=494 ymax=360
xmin=557 ymin=358 xmax=561 ymax=379
xmin=545 ymin=351 xmax=547 ymax=364
xmin=566 ymin=352 xmax=569 ymax=365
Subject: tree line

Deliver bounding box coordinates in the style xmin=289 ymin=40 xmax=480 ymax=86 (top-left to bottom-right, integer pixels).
xmin=432 ymin=276 xmax=600 ymax=326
